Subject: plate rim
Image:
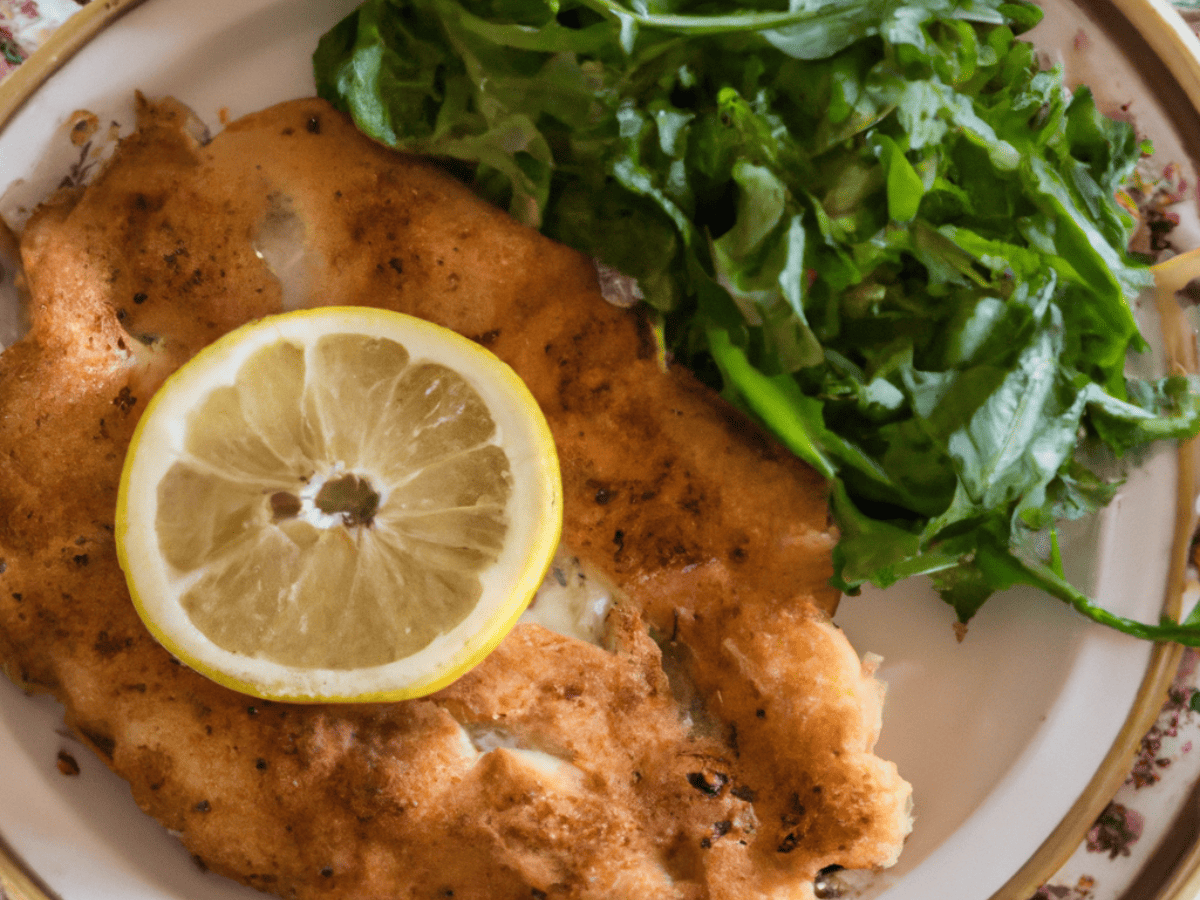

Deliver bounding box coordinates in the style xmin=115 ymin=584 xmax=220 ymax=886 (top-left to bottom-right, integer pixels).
xmin=993 ymin=2 xmax=1200 ymax=894
xmin=0 ymin=1 xmax=1196 ymax=898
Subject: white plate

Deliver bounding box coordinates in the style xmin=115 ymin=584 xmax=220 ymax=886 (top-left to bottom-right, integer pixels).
xmin=0 ymin=1 xmax=1195 ymax=898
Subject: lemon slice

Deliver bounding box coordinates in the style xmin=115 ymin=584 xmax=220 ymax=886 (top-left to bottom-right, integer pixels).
xmin=116 ymin=306 xmax=562 ymax=703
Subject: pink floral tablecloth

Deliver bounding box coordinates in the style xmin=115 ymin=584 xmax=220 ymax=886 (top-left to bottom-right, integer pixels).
xmin=4 ymin=0 xmax=1200 ymax=898
xmin=0 ymin=0 xmax=81 ymax=80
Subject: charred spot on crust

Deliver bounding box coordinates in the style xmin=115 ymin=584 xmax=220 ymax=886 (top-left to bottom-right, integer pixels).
xmin=112 ymin=387 xmax=137 ymax=413
xmin=162 ymin=246 xmax=189 ymax=267
xmin=94 ymin=630 xmax=133 ymax=657
xmin=730 ymin=784 xmax=756 ymax=802
xmin=781 ymin=792 xmax=807 ymax=828
xmin=78 ymin=726 xmax=116 ymax=760
xmin=686 ymin=771 xmax=728 ymax=797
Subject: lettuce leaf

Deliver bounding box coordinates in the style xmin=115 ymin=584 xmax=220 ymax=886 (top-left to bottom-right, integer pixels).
xmin=314 ymin=0 xmax=1200 ymax=643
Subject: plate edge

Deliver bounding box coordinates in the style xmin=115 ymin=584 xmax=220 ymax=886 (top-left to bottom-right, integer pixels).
xmin=0 ymin=0 xmax=150 ymax=132
xmin=990 ymin=4 xmax=1200 ymax=895
xmin=0 ymin=827 xmax=61 ymax=900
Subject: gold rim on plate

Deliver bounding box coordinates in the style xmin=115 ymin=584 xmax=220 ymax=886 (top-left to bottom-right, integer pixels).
xmin=1 ymin=1 xmax=1199 ymax=898
xmin=993 ymin=2 xmax=1200 ymax=895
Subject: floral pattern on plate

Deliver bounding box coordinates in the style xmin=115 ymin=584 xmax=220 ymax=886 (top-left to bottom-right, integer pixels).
xmin=0 ymin=0 xmax=81 ymax=79
xmin=1034 ymin=639 xmax=1200 ymax=899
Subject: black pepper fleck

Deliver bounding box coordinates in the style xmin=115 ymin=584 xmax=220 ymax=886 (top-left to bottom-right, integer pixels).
xmin=730 ymin=784 xmax=756 ymax=802
xmin=687 ymin=771 xmax=728 ymax=797
xmin=112 ymin=387 xmax=137 ymax=413
xmin=56 ymin=750 xmax=81 ymax=776
xmin=133 ymin=291 xmax=148 ymax=304
xmin=306 ymin=116 xmax=322 ymax=134
xmin=781 ymin=791 xmax=807 ymax=827
xmin=195 ymin=800 xmax=211 ymax=813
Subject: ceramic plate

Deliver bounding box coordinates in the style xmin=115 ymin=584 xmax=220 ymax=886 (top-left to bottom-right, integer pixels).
xmin=0 ymin=0 xmax=1197 ymax=898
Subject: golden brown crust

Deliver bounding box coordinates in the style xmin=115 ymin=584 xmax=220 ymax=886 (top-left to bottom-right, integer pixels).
xmin=0 ymin=96 xmax=910 ymax=900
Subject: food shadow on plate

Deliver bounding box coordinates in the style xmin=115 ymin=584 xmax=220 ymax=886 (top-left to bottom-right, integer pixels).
xmin=0 ymin=667 xmax=264 ymax=898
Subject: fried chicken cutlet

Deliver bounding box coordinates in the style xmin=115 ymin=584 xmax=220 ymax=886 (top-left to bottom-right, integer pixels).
xmin=0 ymin=96 xmax=911 ymax=900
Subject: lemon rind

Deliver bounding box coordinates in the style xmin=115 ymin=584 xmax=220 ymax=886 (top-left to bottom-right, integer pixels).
xmin=116 ymin=306 xmax=564 ymax=703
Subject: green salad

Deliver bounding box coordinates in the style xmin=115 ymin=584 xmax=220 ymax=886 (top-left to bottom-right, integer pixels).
xmin=313 ymin=0 xmax=1200 ymax=643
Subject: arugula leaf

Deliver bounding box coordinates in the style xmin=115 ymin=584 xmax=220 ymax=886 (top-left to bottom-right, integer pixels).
xmin=314 ymin=0 xmax=1200 ymax=644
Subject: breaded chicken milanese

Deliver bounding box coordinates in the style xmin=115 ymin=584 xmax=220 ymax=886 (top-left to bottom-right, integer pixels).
xmin=0 ymin=96 xmax=911 ymax=900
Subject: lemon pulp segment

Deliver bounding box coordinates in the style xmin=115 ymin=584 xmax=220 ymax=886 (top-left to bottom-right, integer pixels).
xmin=117 ymin=307 xmax=562 ymax=702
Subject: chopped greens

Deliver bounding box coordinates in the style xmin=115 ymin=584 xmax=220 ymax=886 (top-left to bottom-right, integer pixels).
xmin=314 ymin=0 xmax=1200 ymax=642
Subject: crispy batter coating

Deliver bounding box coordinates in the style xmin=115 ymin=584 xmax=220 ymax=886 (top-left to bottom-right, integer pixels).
xmin=0 ymin=96 xmax=911 ymax=900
